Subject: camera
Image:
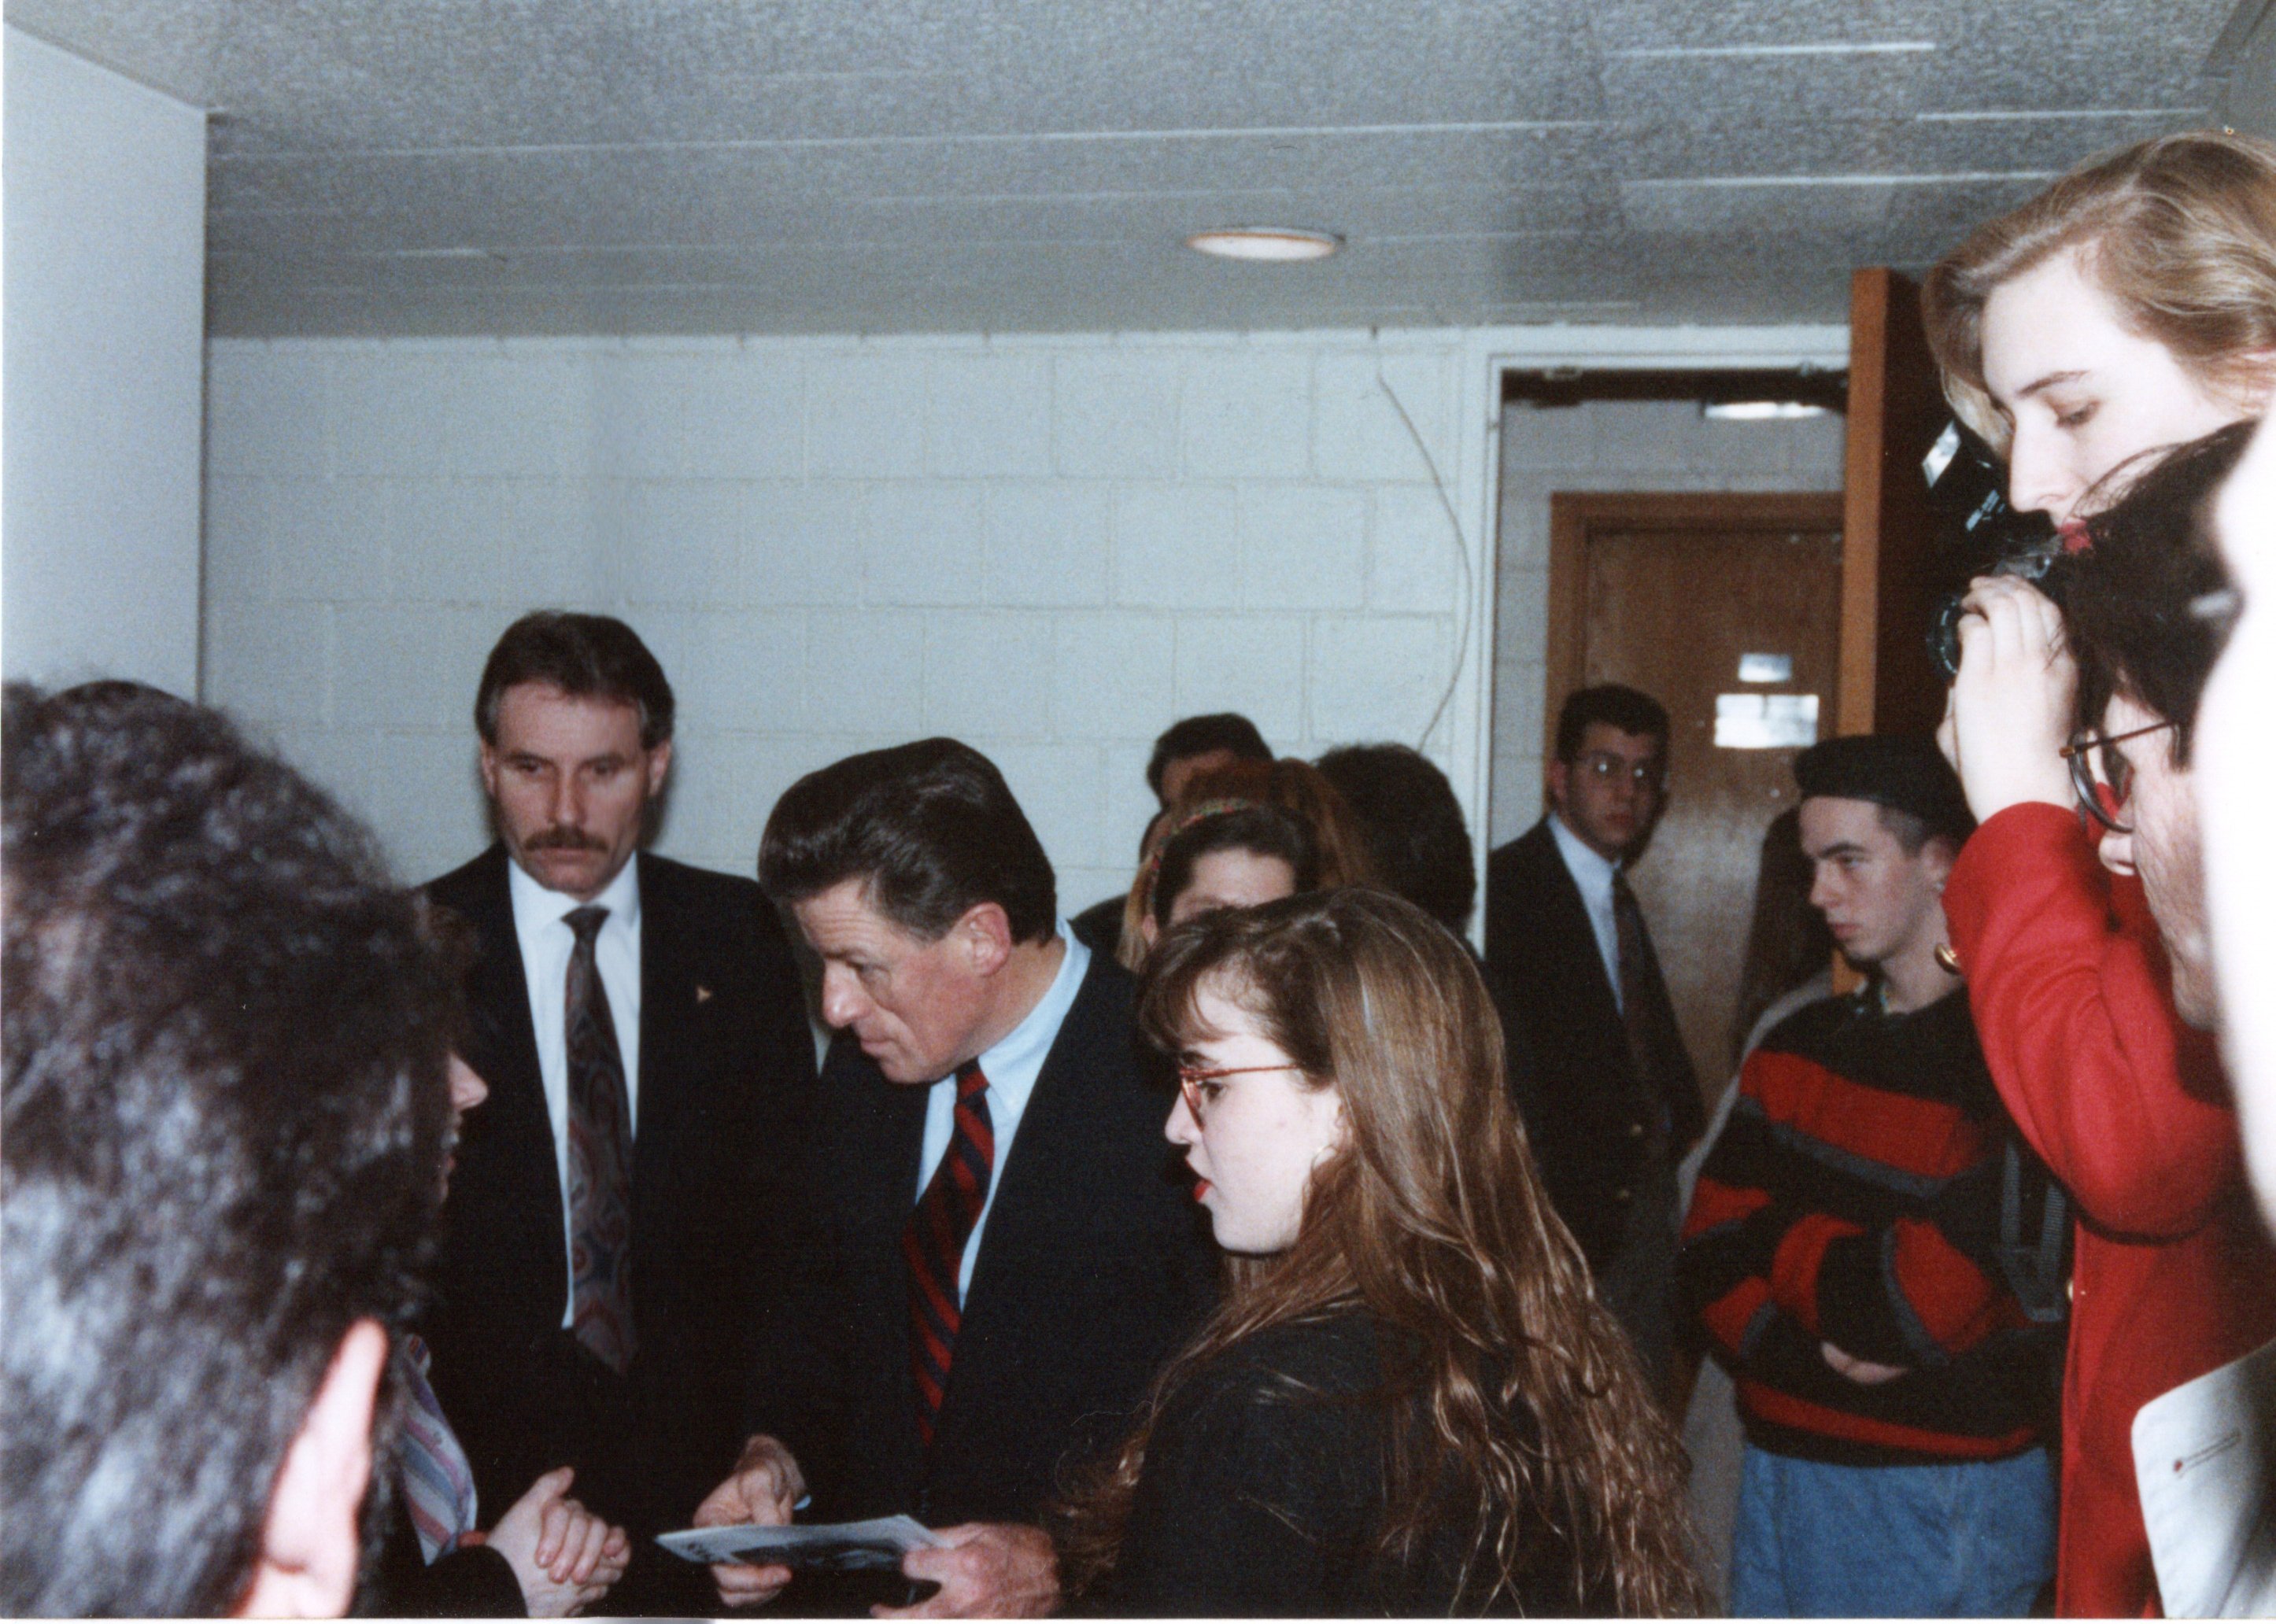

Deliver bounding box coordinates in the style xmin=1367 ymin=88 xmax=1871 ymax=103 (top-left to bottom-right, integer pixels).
xmin=1923 ymin=419 xmax=2064 ymax=681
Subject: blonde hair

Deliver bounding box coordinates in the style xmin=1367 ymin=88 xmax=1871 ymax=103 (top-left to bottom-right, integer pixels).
xmin=1922 ymin=131 xmax=2276 ymax=451
xmin=1065 ymin=890 xmax=1705 ymax=1615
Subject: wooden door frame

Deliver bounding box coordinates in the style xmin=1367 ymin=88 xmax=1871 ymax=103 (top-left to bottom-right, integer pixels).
xmin=1838 ymin=266 xmax=1953 ymax=740
xmin=1543 ymin=491 xmax=1848 ymax=758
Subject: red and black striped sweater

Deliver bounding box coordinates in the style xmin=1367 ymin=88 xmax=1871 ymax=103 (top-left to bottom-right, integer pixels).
xmin=1678 ymin=987 xmax=2067 ymax=1467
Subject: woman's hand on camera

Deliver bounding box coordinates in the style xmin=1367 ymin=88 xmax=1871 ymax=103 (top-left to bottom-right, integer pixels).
xmin=1943 ymin=574 xmax=2078 ymax=822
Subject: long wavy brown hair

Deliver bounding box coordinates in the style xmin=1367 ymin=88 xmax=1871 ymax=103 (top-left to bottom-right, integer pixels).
xmin=1064 ymin=888 xmax=1705 ymax=1615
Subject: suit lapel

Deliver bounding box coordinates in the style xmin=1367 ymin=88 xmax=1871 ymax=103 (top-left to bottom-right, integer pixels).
xmin=456 ymin=846 xmax=569 ymax=1309
xmin=631 ymin=854 xmax=689 ymax=1212
xmin=846 ymin=1044 xmax=931 ymax=1496
xmin=946 ymin=957 xmax=1099 ymax=1387
xmin=1528 ymin=820 xmax=1625 ymax=1034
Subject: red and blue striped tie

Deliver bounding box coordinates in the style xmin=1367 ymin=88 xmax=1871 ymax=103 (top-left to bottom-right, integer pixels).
xmin=903 ymin=1061 xmax=994 ymax=1449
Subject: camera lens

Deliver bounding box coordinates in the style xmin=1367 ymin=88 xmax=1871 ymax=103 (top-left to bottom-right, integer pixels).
xmin=1929 ymin=593 xmax=1968 ymax=682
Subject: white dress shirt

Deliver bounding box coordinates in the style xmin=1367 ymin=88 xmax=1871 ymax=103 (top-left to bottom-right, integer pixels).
xmin=1548 ymin=812 xmax=1624 ymax=1011
xmin=507 ymin=854 xmax=644 ymax=1327
xmin=914 ymin=924 xmax=1090 ymax=1301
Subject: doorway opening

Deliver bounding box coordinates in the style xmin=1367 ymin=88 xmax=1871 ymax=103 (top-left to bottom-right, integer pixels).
xmin=1489 ymin=367 xmax=1849 ymax=1102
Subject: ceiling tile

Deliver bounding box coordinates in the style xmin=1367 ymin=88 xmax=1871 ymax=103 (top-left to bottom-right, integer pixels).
xmin=16 ymin=0 xmax=2245 ymax=336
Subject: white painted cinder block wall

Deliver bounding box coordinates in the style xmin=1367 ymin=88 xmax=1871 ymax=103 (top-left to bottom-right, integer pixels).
xmin=201 ymin=330 xmax=1482 ymax=910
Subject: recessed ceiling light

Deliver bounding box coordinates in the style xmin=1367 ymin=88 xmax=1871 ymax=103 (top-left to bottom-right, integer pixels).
xmin=1184 ymin=227 xmax=1341 ymax=262
xmin=1703 ymin=400 xmax=1828 ymax=421
xmin=385 ymin=247 xmax=508 ymax=263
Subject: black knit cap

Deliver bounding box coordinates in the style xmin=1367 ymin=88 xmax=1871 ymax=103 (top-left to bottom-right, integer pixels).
xmin=1794 ymin=734 xmax=1975 ymax=846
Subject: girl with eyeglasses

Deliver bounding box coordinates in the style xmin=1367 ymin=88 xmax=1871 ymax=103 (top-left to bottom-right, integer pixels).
xmin=1059 ymin=888 xmax=1705 ymax=1616
xmin=1921 ymin=131 xmax=2276 ymax=1617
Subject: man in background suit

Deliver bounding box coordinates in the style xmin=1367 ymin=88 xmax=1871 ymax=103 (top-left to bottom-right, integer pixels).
xmin=696 ymin=737 xmax=1219 ymax=1618
xmin=1483 ymin=683 xmax=1702 ymax=1390
xmin=422 ymin=612 xmax=815 ymax=1596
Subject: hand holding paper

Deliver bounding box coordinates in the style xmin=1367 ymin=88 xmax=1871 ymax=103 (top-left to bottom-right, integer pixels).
xmin=690 ymin=1434 xmax=807 ymax=1607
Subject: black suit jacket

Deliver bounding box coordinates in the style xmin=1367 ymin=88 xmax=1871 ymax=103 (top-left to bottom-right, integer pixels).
xmin=746 ymin=949 xmax=1219 ymax=1530
xmin=1483 ymin=820 xmax=1701 ymax=1272
xmin=420 ymin=845 xmax=816 ymax=1539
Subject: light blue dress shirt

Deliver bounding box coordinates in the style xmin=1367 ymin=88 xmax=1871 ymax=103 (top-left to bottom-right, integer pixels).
xmin=914 ymin=923 xmax=1092 ymax=1300
xmin=1548 ymin=812 xmax=1624 ymax=1012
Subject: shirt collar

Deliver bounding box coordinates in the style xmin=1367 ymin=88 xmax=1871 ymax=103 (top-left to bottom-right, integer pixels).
xmin=966 ymin=924 xmax=1089 ymax=1106
xmin=507 ymin=847 xmax=643 ymax=937
xmin=1547 ymin=812 xmax=1620 ymax=893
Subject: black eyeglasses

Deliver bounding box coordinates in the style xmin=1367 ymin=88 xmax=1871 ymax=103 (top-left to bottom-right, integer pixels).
xmin=2059 ymin=719 xmax=2178 ymax=835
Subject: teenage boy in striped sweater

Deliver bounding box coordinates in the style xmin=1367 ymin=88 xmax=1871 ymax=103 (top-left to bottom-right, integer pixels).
xmin=1679 ymin=735 xmax=2067 ymax=1617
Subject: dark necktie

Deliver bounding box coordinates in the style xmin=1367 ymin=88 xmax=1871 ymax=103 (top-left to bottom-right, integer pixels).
xmin=564 ymin=905 xmax=636 ymax=1375
xmin=903 ymin=1061 xmax=994 ymax=1450
xmin=1612 ymin=870 xmax=1681 ymax=1141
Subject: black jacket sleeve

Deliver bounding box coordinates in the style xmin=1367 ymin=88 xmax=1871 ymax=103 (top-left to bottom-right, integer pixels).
xmin=364 ymin=1496 xmax=527 ymax=1618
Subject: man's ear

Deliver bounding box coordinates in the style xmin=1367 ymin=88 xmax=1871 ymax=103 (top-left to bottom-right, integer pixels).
xmin=477 ymin=741 xmax=500 ymax=802
xmin=645 ymin=738 xmax=674 ymax=800
xmin=234 ymin=1319 xmax=386 ymax=1619
xmin=1922 ymin=835 xmax=1959 ymax=894
xmin=955 ymin=902 xmax=1015 ymax=978
xmin=1545 ymin=758 xmax=1571 ymax=814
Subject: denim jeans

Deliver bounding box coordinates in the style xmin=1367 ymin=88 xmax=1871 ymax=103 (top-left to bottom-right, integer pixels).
xmin=1727 ymin=1442 xmax=2057 ymax=1617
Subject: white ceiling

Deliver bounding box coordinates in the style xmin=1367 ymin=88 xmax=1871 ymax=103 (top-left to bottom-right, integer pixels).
xmin=6 ymin=0 xmax=2259 ymax=338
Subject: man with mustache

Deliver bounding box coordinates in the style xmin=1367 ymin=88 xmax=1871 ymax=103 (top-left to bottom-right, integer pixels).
xmin=422 ymin=611 xmax=815 ymax=1611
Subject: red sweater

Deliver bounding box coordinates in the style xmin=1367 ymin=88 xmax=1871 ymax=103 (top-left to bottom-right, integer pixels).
xmin=1945 ymin=803 xmax=2276 ymax=1617
xmin=1680 ymin=987 xmax=2062 ymax=1465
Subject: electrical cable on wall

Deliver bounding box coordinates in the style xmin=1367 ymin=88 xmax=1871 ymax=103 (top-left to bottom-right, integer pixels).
xmin=1373 ymin=354 xmax=1475 ymax=755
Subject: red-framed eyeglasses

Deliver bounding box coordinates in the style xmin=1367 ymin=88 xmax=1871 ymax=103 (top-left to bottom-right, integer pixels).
xmin=2059 ymin=718 xmax=2177 ymax=835
xmin=1174 ymin=1062 xmax=1298 ymax=1123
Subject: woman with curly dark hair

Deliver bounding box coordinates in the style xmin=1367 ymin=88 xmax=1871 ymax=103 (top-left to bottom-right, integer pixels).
xmin=1062 ymin=888 xmax=1704 ymax=1616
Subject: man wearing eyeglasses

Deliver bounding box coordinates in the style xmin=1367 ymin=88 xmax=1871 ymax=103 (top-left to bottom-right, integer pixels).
xmin=1939 ymin=424 xmax=2276 ymax=1616
xmin=1483 ymin=682 xmax=1703 ymax=1393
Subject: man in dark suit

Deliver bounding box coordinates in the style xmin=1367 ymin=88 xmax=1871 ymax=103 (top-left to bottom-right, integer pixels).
xmin=420 ymin=612 xmax=816 ymax=1588
xmin=695 ymin=737 xmax=1219 ymax=1618
xmin=1483 ymin=683 xmax=1702 ymax=1390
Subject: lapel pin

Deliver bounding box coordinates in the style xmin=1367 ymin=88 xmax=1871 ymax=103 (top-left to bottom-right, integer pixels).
xmin=696 ymin=984 xmax=714 ymax=1004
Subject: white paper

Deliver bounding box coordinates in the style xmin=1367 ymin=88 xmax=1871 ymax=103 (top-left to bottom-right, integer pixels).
xmin=2134 ymin=1335 xmax=2276 ymax=1617
xmin=658 ymin=1513 xmax=944 ymax=1572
